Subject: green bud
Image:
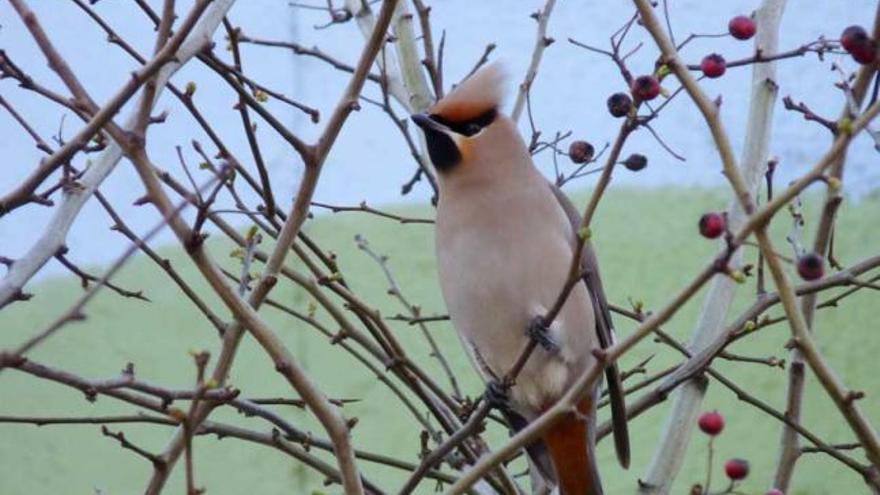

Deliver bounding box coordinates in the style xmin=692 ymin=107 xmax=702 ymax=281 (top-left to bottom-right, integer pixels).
xmin=246 ymin=225 xmax=259 ymax=242
xmin=728 ymin=270 xmax=746 ymax=284
xmin=656 ymin=64 xmax=671 ymax=79
xmin=827 ymin=176 xmax=841 ymax=192
xmin=632 ymin=299 xmax=644 ymax=314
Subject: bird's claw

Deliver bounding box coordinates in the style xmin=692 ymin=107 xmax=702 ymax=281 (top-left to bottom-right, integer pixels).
xmin=484 ymin=380 xmax=511 ymax=410
xmin=527 ymin=316 xmax=559 ymax=353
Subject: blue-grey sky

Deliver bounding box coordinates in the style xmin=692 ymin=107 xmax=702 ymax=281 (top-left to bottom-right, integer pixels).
xmin=1 ymin=0 xmax=877 ymax=275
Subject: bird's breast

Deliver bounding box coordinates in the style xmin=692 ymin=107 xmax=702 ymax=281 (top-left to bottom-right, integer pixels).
xmin=435 ymin=184 xmax=596 ymax=410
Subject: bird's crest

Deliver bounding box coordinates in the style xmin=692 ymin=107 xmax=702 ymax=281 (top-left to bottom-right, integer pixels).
xmin=429 ymin=63 xmax=506 ymax=123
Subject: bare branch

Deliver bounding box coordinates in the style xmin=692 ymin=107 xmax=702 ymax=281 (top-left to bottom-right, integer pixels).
xmin=0 ymin=0 xmax=237 ymax=308
xmin=511 ymin=0 xmax=557 ymax=122
xmin=640 ymin=1 xmax=786 ymax=491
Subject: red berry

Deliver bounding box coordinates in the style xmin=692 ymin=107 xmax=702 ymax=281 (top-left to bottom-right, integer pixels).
xmin=607 ymin=92 xmax=633 ymax=118
xmin=850 ymin=43 xmax=877 ymax=65
xmin=568 ymin=140 xmax=595 ymax=164
xmin=631 ymin=75 xmax=661 ymax=101
xmin=841 ymin=25 xmax=870 ymax=53
xmin=797 ymin=252 xmax=825 ymax=281
xmin=700 ymin=53 xmax=727 ymax=78
xmin=698 ymin=411 xmax=725 ymax=436
xmin=623 ymin=153 xmax=648 ymax=171
xmin=698 ymin=212 xmax=726 ymax=239
xmin=724 ymin=458 xmax=750 ymax=480
xmin=729 ymin=15 xmax=756 ymax=40
xmin=766 ymin=489 xmax=784 ymax=495
xmin=840 ymin=25 xmax=876 ymax=64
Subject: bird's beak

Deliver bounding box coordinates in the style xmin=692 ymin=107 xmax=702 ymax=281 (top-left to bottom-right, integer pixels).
xmin=411 ymin=113 xmax=448 ymax=134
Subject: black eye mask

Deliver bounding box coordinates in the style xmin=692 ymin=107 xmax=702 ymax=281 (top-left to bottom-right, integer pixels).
xmin=430 ymin=108 xmax=498 ymax=137
xmin=413 ymin=108 xmax=498 ymax=172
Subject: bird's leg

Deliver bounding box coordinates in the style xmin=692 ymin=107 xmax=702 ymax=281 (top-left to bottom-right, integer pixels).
xmin=527 ymin=315 xmax=560 ymax=353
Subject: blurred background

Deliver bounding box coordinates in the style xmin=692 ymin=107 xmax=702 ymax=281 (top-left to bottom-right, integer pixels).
xmin=1 ymin=1 xmax=879 ymax=494
xmin=1 ymin=0 xmax=878 ymax=275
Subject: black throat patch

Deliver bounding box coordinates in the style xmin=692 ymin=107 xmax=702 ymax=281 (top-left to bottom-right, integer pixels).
xmin=423 ymin=127 xmax=462 ymax=172
xmin=419 ymin=108 xmax=497 ymax=172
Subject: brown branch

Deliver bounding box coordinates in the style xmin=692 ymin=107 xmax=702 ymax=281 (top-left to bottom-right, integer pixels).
xmin=101 ymin=425 xmax=166 ymax=469
xmin=775 ymin=7 xmax=880 ymax=483
xmin=93 ymin=191 xmax=227 ymax=335
xmin=222 ymin=19 xmax=278 ymax=218
xmin=652 ymin=331 xmax=876 ymax=484
xmin=359 ymin=59 xmax=439 ymax=197
xmin=0 ymin=173 xmax=221 ymax=363
xmin=0 ymin=0 xmax=212 ymax=217
xmin=355 ymin=234 xmax=461 ymax=397
xmin=412 ymin=0 xmax=442 ymax=98
xmin=161 ymin=185 xmax=451 ymax=444
xmin=0 ymin=414 xmax=399 ymax=492
xmin=197 ymin=52 xmax=311 ymax=158
xmin=136 ymin=3 xmax=401 ymax=493
xmin=3 ymin=359 xmax=169 ymax=411
xmin=237 ymin=33 xmax=384 ymax=84
xmin=184 ymin=350 xmax=210 ymax=495
xmin=387 ymin=314 xmax=450 ymax=325
xmin=684 ymin=39 xmax=837 ymax=71
xmin=632 ymin=0 xmax=880 ymax=477
xmin=0 ymin=93 xmax=53 ymax=153
xmin=0 ymin=353 xmax=452 ymax=489
xmin=783 ymin=95 xmax=838 ymax=133
xmin=311 ymin=200 xmax=433 ymax=224
xmin=443 ymin=90 xmax=880 ymax=495
xmin=54 ymin=248 xmax=150 ymax=301
xmin=260 ymin=295 xmax=442 ymax=440
xmin=463 ymin=43 xmax=497 ymax=80
xmin=511 ymin=0 xmax=557 ymax=121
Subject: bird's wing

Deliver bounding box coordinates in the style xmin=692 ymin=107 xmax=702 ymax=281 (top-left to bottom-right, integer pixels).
xmin=549 ymin=183 xmax=631 ymax=469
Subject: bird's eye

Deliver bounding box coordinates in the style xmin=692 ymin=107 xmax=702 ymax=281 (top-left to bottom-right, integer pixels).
xmin=457 ymin=109 xmax=497 ymax=137
xmin=464 ymin=123 xmax=482 ymax=135
xmin=430 ymin=108 xmax=497 ymax=137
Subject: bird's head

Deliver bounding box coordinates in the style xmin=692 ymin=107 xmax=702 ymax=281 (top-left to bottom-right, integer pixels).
xmin=411 ymin=63 xmax=517 ymax=175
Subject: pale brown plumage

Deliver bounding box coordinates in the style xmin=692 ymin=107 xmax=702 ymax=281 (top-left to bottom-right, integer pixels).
xmin=413 ymin=63 xmax=629 ymax=495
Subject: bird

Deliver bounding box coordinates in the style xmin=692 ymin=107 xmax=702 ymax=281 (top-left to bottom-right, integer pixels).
xmin=411 ymin=63 xmax=630 ymax=495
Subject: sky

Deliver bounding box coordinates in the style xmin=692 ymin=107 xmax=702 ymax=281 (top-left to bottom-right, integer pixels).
xmin=0 ymin=0 xmax=878 ymax=276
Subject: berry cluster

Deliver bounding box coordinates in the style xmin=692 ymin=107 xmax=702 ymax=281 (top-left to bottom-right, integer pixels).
xmin=695 ymin=18 xmax=875 ymax=82
xmin=696 ymin=211 xmax=826 ymax=282
xmin=579 ymin=16 xmax=873 ymax=179
xmin=623 ymin=15 xmax=758 ymax=103
xmin=696 ymin=411 xmax=784 ymax=495
xmin=698 ymin=15 xmax=755 ymax=79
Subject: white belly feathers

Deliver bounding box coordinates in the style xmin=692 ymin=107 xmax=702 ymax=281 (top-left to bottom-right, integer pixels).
xmin=435 ymin=189 xmax=596 ymax=412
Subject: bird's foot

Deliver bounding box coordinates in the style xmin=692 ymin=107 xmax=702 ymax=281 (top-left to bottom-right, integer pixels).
xmin=484 ymin=380 xmax=512 ymax=411
xmin=527 ymin=316 xmax=560 ymax=354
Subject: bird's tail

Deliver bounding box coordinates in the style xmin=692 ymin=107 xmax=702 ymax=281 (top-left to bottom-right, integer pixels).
xmin=541 ymin=397 xmax=603 ymax=495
